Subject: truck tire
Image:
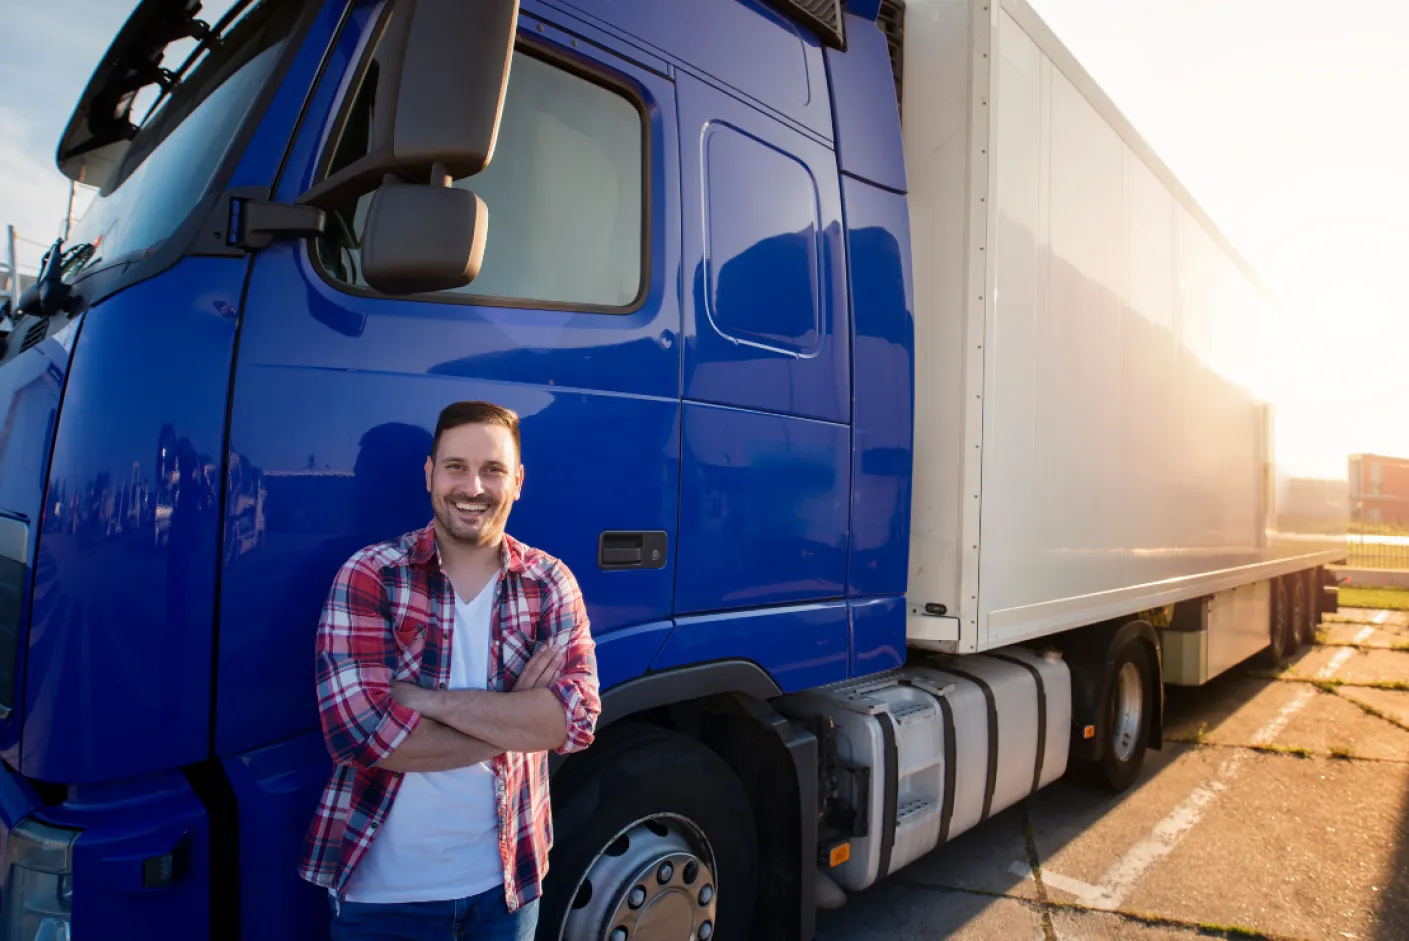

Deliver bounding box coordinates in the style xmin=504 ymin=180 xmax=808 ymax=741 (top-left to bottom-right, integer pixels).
xmin=1091 ymin=640 xmax=1154 ymax=792
xmin=540 ymin=725 xmax=758 ymax=941
xmin=1259 ymin=577 xmax=1292 ymax=665
xmin=1292 ymin=571 xmax=1318 ymax=648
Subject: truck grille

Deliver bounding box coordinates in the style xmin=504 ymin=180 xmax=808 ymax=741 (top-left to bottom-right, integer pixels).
xmin=767 ymin=0 xmax=846 ymax=49
xmin=0 ymin=517 xmax=27 ymax=717
xmin=19 ymin=319 xmax=47 ymax=353
xmin=878 ymin=0 xmax=906 ymax=114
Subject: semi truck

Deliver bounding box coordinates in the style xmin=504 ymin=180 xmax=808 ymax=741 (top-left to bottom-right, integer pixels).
xmin=0 ymin=0 xmax=1345 ymax=938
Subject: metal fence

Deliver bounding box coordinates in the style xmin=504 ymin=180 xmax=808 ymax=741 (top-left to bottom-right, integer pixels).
xmin=1346 ymin=522 xmax=1409 ymax=571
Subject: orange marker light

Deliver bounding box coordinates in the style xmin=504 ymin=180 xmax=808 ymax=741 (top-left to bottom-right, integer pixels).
xmin=830 ymin=843 xmax=851 ymax=867
xmin=1083 ymin=725 xmax=1096 ymax=739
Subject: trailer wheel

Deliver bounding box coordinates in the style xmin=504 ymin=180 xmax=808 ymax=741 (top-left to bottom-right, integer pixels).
xmin=1292 ymin=571 xmax=1318 ymax=648
xmin=1092 ymin=641 xmax=1154 ymax=792
xmin=540 ymin=725 xmax=757 ymax=941
xmin=1259 ymin=577 xmax=1293 ymax=665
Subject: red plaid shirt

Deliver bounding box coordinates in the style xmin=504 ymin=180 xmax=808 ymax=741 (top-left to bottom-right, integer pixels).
xmin=298 ymin=523 xmax=600 ymax=910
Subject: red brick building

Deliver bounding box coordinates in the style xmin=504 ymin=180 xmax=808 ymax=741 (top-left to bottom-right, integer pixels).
xmin=1349 ymin=453 xmax=1409 ymax=528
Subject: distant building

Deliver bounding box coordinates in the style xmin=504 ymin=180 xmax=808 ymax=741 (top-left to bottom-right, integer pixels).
xmin=1349 ymin=453 xmax=1409 ymax=528
xmin=1277 ymin=475 xmax=1348 ymax=534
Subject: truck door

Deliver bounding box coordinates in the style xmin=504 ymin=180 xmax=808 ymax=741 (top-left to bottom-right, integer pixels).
xmin=667 ymin=70 xmax=852 ymax=650
xmin=213 ymin=9 xmax=680 ymax=930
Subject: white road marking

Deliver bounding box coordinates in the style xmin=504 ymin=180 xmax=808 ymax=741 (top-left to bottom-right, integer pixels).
xmin=1250 ymin=685 xmax=1318 ymax=747
xmin=1318 ymin=647 xmax=1357 ymax=679
xmin=1374 ymin=611 xmax=1389 ymax=625
xmin=1007 ymin=861 xmax=1103 ymax=905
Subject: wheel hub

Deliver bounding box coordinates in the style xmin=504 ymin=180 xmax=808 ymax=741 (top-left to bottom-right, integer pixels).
xmin=563 ymin=816 xmax=717 ymax=941
xmin=1112 ymin=660 xmax=1144 ymax=763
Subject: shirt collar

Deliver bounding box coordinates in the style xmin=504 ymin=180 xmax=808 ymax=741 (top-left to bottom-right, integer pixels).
xmin=409 ymin=521 xmax=528 ymax=575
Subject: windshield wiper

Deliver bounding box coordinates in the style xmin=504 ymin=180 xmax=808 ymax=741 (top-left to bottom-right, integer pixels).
xmin=15 ymin=240 xmax=93 ymax=318
xmin=137 ymin=0 xmax=259 ymax=129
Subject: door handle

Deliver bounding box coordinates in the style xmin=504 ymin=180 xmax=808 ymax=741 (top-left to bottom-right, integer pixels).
xmin=598 ymin=531 xmax=668 ymax=570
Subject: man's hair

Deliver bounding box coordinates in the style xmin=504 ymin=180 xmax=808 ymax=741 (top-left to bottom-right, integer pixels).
xmin=431 ymin=400 xmax=522 ymax=462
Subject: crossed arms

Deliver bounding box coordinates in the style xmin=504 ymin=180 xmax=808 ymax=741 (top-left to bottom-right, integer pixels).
xmin=379 ymin=644 xmax=566 ymax=771
xmin=314 ymin=553 xmax=599 ymax=774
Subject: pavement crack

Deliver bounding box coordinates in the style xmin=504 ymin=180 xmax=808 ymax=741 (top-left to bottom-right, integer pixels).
xmin=1021 ymin=800 xmax=1059 ymax=941
xmin=885 ymin=879 xmax=1296 ymax=940
xmin=1159 ymin=738 xmax=1409 ymax=764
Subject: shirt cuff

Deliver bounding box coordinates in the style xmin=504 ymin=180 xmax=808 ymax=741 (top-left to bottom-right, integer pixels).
xmin=547 ymin=677 xmax=595 ymax=755
xmin=361 ymin=696 xmax=423 ymax=768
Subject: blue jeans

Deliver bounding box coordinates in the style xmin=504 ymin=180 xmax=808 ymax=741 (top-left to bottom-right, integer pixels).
xmin=329 ymin=888 xmax=539 ymax=941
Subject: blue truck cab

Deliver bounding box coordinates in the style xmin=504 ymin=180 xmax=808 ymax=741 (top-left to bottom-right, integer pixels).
xmin=0 ymin=0 xmax=913 ymax=937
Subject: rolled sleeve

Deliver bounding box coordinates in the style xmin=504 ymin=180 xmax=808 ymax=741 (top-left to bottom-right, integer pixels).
xmin=542 ymin=563 xmax=601 ymax=755
xmin=315 ymin=553 xmax=422 ymax=768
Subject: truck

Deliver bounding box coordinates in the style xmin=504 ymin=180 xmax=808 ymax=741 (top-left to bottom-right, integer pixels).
xmin=0 ymin=0 xmax=1345 ymax=938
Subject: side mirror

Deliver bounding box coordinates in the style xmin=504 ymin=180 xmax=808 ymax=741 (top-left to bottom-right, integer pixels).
xmin=300 ymin=0 xmax=520 ymax=209
xmin=361 ymin=169 xmax=487 ymax=296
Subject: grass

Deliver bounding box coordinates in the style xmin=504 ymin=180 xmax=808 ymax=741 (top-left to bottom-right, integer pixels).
xmin=1261 ymin=744 xmax=1313 ymax=758
xmin=1329 ymin=745 xmax=1355 ymax=760
xmin=1198 ymin=922 xmax=1264 ymax=938
xmin=1339 ymin=585 xmax=1409 ymax=611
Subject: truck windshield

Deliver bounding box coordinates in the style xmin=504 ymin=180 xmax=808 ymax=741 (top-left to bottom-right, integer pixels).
xmin=66 ymin=0 xmax=302 ymax=278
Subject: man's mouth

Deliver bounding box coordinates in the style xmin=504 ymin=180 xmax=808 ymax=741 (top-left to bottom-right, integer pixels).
xmin=451 ymin=499 xmax=492 ymax=517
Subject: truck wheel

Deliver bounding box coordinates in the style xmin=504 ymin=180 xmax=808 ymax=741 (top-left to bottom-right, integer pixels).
xmin=1292 ymin=571 xmax=1318 ymax=647
xmin=540 ymin=725 xmax=757 ymax=941
xmin=1094 ymin=641 xmax=1153 ymax=792
xmin=1259 ymin=577 xmax=1292 ymax=665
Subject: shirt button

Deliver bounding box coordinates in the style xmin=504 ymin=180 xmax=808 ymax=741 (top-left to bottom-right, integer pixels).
xmin=438 ymin=682 xmax=447 ymax=689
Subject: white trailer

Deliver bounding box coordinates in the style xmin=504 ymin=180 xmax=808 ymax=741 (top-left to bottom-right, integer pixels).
xmin=781 ymin=0 xmax=1344 ymax=898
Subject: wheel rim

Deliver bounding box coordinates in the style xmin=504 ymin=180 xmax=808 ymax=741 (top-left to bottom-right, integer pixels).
xmin=561 ymin=814 xmax=718 ymax=941
xmin=1111 ymin=661 xmax=1144 ymax=763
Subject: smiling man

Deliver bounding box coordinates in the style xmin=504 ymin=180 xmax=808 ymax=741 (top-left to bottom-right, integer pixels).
xmin=300 ymin=400 xmax=600 ymax=941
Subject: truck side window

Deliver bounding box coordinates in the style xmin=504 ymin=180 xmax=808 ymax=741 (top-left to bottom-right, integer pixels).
xmin=317 ymin=44 xmax=645 ymax=310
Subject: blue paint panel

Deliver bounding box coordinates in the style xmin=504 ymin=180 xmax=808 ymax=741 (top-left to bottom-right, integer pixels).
xmin=825 ymin=13 xmax=907 ymax=193
xmin=705 ymin=125 xmax=822 ymax=355
xmin=552 ymin=0 xmax=833 ymax=141
xmin=518 ymin=3 xmax=671 ymax=78
xmin=851 ymin=596 xmax=905 ymax=677
xmin=844 ymin=0 xmax=883 ymax=20
xmin=679 ymin=72 xmax=850 ymax=424
xmin=23 ymin=258 xmax=246 ymax=783
xmin=594 ymin=620 xmax=674 ymax=692
xmin=49 ymin=773 xmax=210 ymax=940
xmin=224 ymin=0 xmax=350 ymax=191
xmin=844 ymin=178 xmax=914 ymax=598
xmin=218 ymin=357 xmax=680 ymax=754
xmin=224 ymin=732 xmax=334 ymax=939
xmin=655 ymin=602 xmax=849 ymax=693
xmin=0 ymin=318 xmax=80 ymax=761
xmin=676 ymin=403 xmax=849 ymax=614
xmin=219 ymin=34 xmax=682 ymax=758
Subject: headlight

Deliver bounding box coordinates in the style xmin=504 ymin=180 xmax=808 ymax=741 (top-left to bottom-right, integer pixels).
xmin=0 ymin=819 xmax=78 ymax=941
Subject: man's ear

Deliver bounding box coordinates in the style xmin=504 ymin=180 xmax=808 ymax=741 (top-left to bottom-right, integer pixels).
xmin=514 ymin=464 xmax=525 ymax=501
xmin=425 ymin=456 xmax=434 ymax=493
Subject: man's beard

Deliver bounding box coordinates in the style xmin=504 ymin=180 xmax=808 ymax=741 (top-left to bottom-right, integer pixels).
xmin=432 ymin=492 xmax=511 ymax=547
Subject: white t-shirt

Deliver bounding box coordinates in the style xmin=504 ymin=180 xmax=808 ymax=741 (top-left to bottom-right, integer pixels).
xmin=344 ymin=572 xmax=504 ymax=903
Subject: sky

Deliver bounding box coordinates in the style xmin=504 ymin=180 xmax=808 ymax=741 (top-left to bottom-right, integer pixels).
xmin=1 ymin=0 xmax=1406 ymax=480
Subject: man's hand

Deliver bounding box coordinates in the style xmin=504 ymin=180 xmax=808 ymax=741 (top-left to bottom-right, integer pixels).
xmin=390 ymin=643 xmax=560 ymax=714
xmin=510 ymin=643 xmax=564 ymax=692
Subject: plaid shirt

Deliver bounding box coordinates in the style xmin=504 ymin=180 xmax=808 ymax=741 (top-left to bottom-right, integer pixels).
xmin=298 ymin=523 xmax=600 ymax=910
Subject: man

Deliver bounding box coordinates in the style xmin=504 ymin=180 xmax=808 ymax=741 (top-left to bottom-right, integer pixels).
xmin=300 ymin=400 xmax=600 ymax=940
